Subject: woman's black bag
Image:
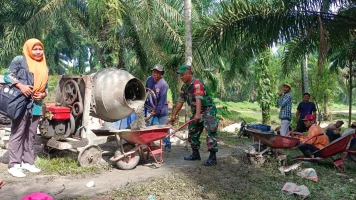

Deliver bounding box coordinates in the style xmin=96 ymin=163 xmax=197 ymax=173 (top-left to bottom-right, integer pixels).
xmin=0 ymin=85 xmax=29 ymax=119
xmin=0 ymin=68 xmax=34 ymax=120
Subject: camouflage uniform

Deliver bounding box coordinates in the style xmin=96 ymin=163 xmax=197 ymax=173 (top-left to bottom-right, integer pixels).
xmin=178 ymin=78 xmax=219 ymax=152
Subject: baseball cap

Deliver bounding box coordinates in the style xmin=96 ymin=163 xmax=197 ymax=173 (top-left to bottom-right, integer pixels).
xmin=151 ymin=64 xmax=164 ymax=74
xmin=176 ymin=65 xmax=192 ymax=74
xmin=283 ymin=83 xmax=291 ymax=89
xmin=302 ymin=114 xmax=316 ymax=121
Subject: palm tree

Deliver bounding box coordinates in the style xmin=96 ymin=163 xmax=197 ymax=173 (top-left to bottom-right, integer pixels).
xmin=0 ymin=0 xmax=93 ymax=75
xmin=195 ymin=0 xmax=356 ymax=122
xmin=330 ymin=39 xmax=356 ymax=126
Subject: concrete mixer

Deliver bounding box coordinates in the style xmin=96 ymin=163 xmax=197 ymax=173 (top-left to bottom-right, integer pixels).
xmin=38 ymin=68 xmax=146 ymax=166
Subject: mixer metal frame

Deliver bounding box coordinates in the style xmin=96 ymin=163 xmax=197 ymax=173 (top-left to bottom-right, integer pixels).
xmin=40 ymin=75 xmax=115 ymax=166
xmin=39 ymin=68 xmax=147 ymax=166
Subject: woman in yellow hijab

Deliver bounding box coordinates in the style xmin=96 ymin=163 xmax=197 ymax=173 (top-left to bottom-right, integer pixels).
xmin=4 ymin=38 xmax=48 ymax=178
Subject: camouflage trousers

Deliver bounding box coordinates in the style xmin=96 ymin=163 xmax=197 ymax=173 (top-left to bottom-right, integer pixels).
xmin=188 ymin=106 xmax=219 ymax=152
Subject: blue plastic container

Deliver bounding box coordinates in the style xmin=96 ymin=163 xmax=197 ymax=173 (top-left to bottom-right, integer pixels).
xmin=249 ymin=124 xmax=271 ymax=132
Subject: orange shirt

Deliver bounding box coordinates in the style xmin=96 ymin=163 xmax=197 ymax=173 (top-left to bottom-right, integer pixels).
xmin=300 ymin=124 xmax=329 ymax=149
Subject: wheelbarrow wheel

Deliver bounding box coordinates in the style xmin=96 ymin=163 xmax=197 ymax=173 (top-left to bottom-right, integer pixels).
xmin=115 ymin=143 xmax=140 ymax=170
xmin=348 ymin=144 xmax=356 ymax=162
xmin=237 ymin=129 xmax=244 ymax=138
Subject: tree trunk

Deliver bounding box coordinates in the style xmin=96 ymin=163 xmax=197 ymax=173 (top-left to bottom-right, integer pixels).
xmin=301 ymin=53 xmax=309 ymax=94
xmin=316 ymin=15 xmax=329 ymax=122
xmin=349 ymin=59 xmax=353 ymax=127
xmin=323 ymin=94 xmax=330 ymax=121
xmin=184 ymin=0 xmax=192 ymax=66
xmin=184 ymin=0 xmax=192 ymax=121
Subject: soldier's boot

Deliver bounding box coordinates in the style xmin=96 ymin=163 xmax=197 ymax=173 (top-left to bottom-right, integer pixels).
xmin=204 ymin=151 xmax=217 ymax=166
xmin=184 ymin=149 xmax=201 ymax=160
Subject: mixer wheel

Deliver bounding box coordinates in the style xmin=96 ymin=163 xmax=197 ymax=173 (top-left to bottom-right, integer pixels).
xmin=63 ymin=80 xmax=79 ymax=105
xmin=78 ymin=145 xmax=102 ymax=166
xmin=72 ymin=102 xmax=83 ymax=117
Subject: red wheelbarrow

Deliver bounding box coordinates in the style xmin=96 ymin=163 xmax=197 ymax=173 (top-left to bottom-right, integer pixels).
xmin=244 ymin=128 xmax=300 ymax=165
xmin=110 ymin=120 xmax=194 ymax=170
xmin=295 ymin=131 xmax=356 ymax=170
xmin=246 ymin=128 xmax=356 ymax=169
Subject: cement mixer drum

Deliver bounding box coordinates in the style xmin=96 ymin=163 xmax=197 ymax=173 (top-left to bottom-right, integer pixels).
xmin=92 ymin=68 xmax=146 ymax=122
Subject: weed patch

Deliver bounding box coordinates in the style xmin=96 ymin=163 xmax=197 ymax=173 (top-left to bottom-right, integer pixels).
xmin=35 ymin=152 xmax=101 ymax=176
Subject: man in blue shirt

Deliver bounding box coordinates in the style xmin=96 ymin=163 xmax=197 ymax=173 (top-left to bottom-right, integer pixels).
xmin=145 ymin=64 xmax=170 ymax=151
xmin=295 ymin=93 xmax=317 ymax=133
xmin=278 ymin=83 xmax=292 ymax=136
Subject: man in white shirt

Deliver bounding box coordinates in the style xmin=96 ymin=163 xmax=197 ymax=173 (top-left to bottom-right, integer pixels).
xmin=325 ymin=120 xmax=344 ymax=142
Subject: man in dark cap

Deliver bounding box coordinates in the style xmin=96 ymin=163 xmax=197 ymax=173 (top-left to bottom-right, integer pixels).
xmin=145 ymin=64 xmax=170 ymax=151
xmin=171 ymin=65 xmax=219 ymax=166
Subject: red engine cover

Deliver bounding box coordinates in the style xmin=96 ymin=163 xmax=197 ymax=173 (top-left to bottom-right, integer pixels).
xmin=46 ymin=106 xmax=71 ymax=120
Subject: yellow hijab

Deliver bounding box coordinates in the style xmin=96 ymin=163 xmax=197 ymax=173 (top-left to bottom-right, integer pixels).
xmin=22 ymin=38 xmax=48 ymax=93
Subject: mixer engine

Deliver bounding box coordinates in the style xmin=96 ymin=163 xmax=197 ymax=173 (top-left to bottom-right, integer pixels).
xmin=40 ymin=106 xmax=73 ymax=140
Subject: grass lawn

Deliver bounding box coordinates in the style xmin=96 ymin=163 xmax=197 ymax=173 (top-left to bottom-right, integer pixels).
xmin=34 ymin=150 xmax=103 ymax=176
xmin=107 ymin=131 xmax=356 ymax=200
xmin=31 ymin=95 xmax=356 ymax=200
xmin=35 ymin=131 xmax=356 ymax=200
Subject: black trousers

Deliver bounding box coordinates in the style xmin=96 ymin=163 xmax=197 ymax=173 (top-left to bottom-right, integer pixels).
xmin=295 ymin=120 xmax=306 ymax=132
xmin=298 ymin=143 xmax=320 ymax=157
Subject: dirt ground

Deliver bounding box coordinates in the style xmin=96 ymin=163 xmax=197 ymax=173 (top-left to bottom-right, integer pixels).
xmin=0 ymin=134 xmax=236 ymax=200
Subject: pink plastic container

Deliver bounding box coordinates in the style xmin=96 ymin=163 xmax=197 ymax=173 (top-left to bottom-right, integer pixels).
xmin=21 ymin=192 xmax=54 ymax=200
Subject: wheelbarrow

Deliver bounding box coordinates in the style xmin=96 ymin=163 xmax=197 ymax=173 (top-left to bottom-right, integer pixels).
xmin=295 ymin=131 xmax=356 ymax=170
xmin=245 ymin=127 xmax=351 ymax=167
xmin=244 ymin=128 xmax=300 ymax=165
xmin=110 ymin=119 xmax=194 ymax=170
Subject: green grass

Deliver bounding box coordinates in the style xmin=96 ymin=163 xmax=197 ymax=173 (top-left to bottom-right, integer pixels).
xmin=214 ymin=99 xmax=262 ymax=111
xmin=106 ymin=135 xmax=356 ymax=200
xmin=35 ymin=154 xmax=101 ymax=176
xmin=332 ymin=112 xmax=356 ymax=122
xmin=329 ymin=103 xmax=349 ymax=111
xmin=167 ymin=89 xmax=173 ymax=102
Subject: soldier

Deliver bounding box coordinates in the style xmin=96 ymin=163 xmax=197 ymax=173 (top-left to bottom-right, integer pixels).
xmin=171 ymin=65 xmax=219 ymax=166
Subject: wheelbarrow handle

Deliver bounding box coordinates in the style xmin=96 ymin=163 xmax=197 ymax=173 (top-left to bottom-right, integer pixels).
xmin=167 ymin=119 xmax=195 ymax=138
xmin=286 ymin=130 xmax=296 ymax=136
xmin=292 ymin=133 xmax=325 ymax=149
xmin=166 ymin=119 xmax=174 ymax=125
xmin=301 ymin=133 xmax=325 ymax=143
xmin=287 ymin=131 xmax=304 ymax=137
xmin=145 ymin=115 xmax=154 ymax=122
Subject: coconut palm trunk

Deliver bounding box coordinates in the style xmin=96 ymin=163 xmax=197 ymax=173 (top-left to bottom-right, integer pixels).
xmin=301 ymin=54 xmax=309 ymax=94
xmin=184 ymin=0 xmax=192 ymax=66
xmin=184 ymin=0 xmax=192 ymax=120
xmin=349 ymin=59 xmax=353 ymax=127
